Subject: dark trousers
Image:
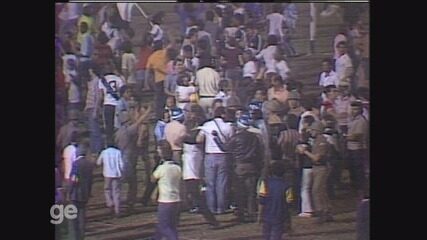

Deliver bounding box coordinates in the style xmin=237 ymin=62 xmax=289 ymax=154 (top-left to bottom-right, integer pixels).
xmin=293 ymin=167 xmax=303 ymax=214
xmin=68 ymin=201 xmax=86 ymax=240
xmin=234 ymin=174 xmax=258 ymax=218
xmin=123 ymin=151 xmax=138 ymax=206
xmin=327 ymin=155 xmax=341 ymax=199
xmin=263 ymin=222 xmax=285 ymax=240
xmin=86 ymin=108 xmax=103 ymax=154
xmin=199 ymin=187 xmax=219 ymax=226
xmin=103 ymin=105 xmax=116 ymax=144
xmin=185 ymin=179 xmax=201 ymax=209
xmin=155 ymin=202 xmax=180 ymax=240
xmin=356 ymin=199 xmax=370 ymax=240
xmin=347 ymin=149 xmax=367 ymax=192
xmin=154 ymin=81 xmax=166 ymax=119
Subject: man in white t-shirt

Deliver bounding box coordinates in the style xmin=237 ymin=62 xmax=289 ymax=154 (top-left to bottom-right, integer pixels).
xmin=335 ymin=41 xmax=353 ymax=88
xmin=152 ymin=140 xmax=182 ymax=240
xmin=97 ymin=141 xmax=124 ymax=217
xmin=196 ymin=106 xmax=234 ymax=214
xmin=256 ymin=35 xmax=279 ymax=73
xmin=98 ymin=66 xmax=124 ymax=143
xmin=266 ymin=7 xmax=286 ymax=38
xmin=319 ymin=58 xmax=339 ymax=87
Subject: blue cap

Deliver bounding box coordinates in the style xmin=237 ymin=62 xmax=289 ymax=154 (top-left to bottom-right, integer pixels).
xmin=170 ymin=108 xmax=184 ymax=121
xmin=248 ymin=101 xmax=263 ymax=111
xmin=237 ymin=114 xmax=251 ymax=128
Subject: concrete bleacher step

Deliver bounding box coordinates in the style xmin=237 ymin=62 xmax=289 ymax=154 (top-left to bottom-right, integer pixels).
xmin=131 ymin=3 xmax=365 ymax=101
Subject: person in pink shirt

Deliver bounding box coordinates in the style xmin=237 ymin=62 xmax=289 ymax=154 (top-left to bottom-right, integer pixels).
xmin=268 ymin=74 xmax=289 ymax=104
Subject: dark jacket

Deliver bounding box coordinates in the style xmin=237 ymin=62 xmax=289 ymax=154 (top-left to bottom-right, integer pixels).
xmin=69 ymin=156 xmax=93 ymax=203
xmin=215 ymin=129 xmax=264 ymax=174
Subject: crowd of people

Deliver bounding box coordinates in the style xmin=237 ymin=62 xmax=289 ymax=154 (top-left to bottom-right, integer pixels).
xmin=55 ymin=2 xmax=369 ymax=240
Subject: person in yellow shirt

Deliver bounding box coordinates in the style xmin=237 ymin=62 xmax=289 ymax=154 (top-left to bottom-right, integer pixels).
xmin=77 ymin=4 xmax=96 ymax=44
xmin=146 ymin=40 xmax=170 ymax=119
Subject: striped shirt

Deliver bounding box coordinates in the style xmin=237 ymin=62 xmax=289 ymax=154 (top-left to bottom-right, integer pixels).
xmin=277 ymin=129 xmax=300 ymax=161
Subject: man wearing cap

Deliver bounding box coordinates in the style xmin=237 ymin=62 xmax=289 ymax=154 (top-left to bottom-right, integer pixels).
xmin=165 ymin=108 xmax=188 ymax=164
xmin=297 ymin=121 xmax=333 ymax=223
xmin=287 ymin=90 xmax=305 ymax=118
xmin=115 ymin=105 xmax=152 ymax=211
xmin=345 ymin=100 xmax=369 ymax=197
xmin=196 ymin=106 xmax=234 ymax=214
xmin=213 ymin=114 xmax=264 ymax=222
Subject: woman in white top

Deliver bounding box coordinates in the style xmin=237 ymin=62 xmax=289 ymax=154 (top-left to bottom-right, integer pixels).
xmin=175 ymin=74 xmax=197 ymax=109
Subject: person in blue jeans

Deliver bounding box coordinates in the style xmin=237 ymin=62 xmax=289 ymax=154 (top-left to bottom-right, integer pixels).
xmin=196 ymin=106 xmax=234 ymax=214
xmin=258 ymin=161 xmax=291 ymax=240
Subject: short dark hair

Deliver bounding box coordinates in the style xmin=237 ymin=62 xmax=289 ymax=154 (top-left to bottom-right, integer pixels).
xmin=158 ymin=140 xmax=173 ymax=160
xmin=182 ymin=45 xmax=193 ymax=53
xmin=153 ymin=40 xmax=163 ymax=51
xmin=322 ymin=58 xmax=333 ymax=65
xmin=97 ymin=32 xmax=109 ymax=45
xmin=324 ymin=84 xmax=337 ymax=93
xmin=176 ymin=73 xmax=190 ymax=86
xmin=166 ymin=47 xmax=179 ymax=61
xmin=106 ymin=139 xmax=116 ymax=148
xmin=70 ymin=131 xmax=80 ymax=143
xmin=336 ymin=41 xmax=347 ymax=48
xmin=270 ymin=161 xmax=285 ymax=177
xmin=213 ymin=106 xmax=226 ymax=118
xmin=187 ymin=28 xmax=198 ymax=39
xmin=205 ymin=10 xmax=215 ymax=21
xmin=121 ymin=40 xmax=133 ymax=53
xmin=303 ymin=115 xmax=316 ymax=126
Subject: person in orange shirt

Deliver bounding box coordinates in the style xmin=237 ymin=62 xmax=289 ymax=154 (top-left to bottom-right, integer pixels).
xmin=146 ymin=40 xmax=169 ymax=119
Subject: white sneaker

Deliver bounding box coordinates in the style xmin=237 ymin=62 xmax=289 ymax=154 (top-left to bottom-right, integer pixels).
xmin=320 ymin=5 xmax=340 ymax=17
xmin=298 ymin=212 xmax=313 ymax=218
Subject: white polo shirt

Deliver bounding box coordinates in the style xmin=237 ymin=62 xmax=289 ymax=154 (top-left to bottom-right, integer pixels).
xmin=319 ymin=71 xmax=339 ymax=87
xmin=153 ymin=161 xmax=182 ymax=203
xmin=197 ymin=118 xmax=233 ymax=153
